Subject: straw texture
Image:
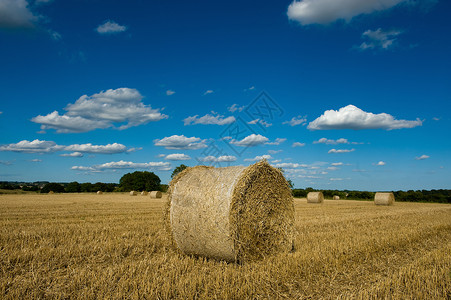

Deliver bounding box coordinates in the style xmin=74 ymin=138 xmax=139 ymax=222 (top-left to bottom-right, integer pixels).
xmin=150 ymin=191 xmax=162 ymax=198
xmin=307 ymin=192 xmax=324 ymax=203
xmin=374 ymin=192 xmax=395 ymax=206
xmin=165 ymin=160 xmax=295 ymax=263
xmin=333 ymin=195 xmax=340 ymax=200
xmin=129 ymin=191 xmax=138 ymax=196
xmin=141 ymin=191 xmax=148 ymax=196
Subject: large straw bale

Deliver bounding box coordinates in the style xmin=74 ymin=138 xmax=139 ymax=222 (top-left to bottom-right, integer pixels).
xmin=333 ymin=195 xmax=340 ymax=200
xmin=97 ymin=191 xmax=103 ymax=195
xmin=141 ymin=191 xmax=148 ymax=196
xmin=150 ymin=191 xmax=162 ymax=198
xmin=129 ymin=191 xmax=138 ymax=196
xmin=165 ymin=160 xmax=295 ymax=263
xmin=374 ymin=192 xmax=395 ymax=206
xmin=307 ymin=192 xmax=324 ymax=203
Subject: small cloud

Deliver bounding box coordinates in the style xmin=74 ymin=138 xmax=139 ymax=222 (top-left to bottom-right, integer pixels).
xmin=432 ymin=117 xmax=440 ymax=121
xmin=203 ymin=90 xmax=214 ymax=95
xmin=0 ymin=0 xmax=39 ymax=29
xmin=328 ymin=148 xmax=355 ymax=154
xmin=331 ymin=162 xmax=343 ymax=166
xmin=165 ymin=153 xmax=191 ymax=161
xmin=30 ymin=159 xmax=42 ymax=162
xmin=198 ymin=155 xmax=236 ymax=163
xmin=184 ymin=113 xmax=235 ymax=126
xmin=292 ymin=142 xmax=305 ymax=147
xmin=72 ymin=160 xmax=171 ymax=172
xmin=228 ymin=104 xmax=245 ymax=113
xmin=330 ymin=178 xmax=348 ymax=181
xmin=415 ymin=155 xmax=430 ymax=160
xmin=48 ymin=29 xmax=62 ymax=41
xmin=126 ymin=147 xmax=142 ymax=153
xmin=166 ymin=90 xmax=176 ymax=96
xmin=230 ymin=134 xmax=269 ymax=147
xmin=274 ymin=162 xmax=308 ymax=169
xmin=96 ymin=20 xmax=127 ymax=34
xmin=268 ymin=150 xmax=282 ymax=154
xmin=60 ymin=152 xmax=84 ymax=157
xmin=247 ymin=119 xmax=272 ymax=127
xmin=375 ymin=161 xmax=386 ymax=166
xmin=244 ymin=155 xmax=272 ymax=162
xmin=283 ymin=116 xmax=307 ymax=126
xmin=265 ymin=138 xmax=286 ymax=146
xmin=0 ymin=160 xmax=13 ymax=165
xmin=359 ymin=28 xmax=402 ymax=51
xmin=154 ymin=135 xmax=207 ymax=150
xmin=244 ymin=86 xmax=255 ymax=92
xmin=313 ymin=138 xmax=349 ymax=145
xmin=308 ymin=105 xmax=422 ymax=130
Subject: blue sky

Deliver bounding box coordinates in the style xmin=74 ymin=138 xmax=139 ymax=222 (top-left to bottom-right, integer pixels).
xmin=1 ymin=0 xmax=450 ymax=190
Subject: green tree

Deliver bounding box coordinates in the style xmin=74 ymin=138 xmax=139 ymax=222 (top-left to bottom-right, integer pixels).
xmin=119 ymin=171 xmax=161 ymax=192
xmin=65 ymin=181 xmax=81 ymax=193
xmin=80 ymin=182 xmax=93 ymax=193
xmin=41 ymin=183 xmax=65 ymax=193
xmin=171 ymin=164 xmax=188 ymax=179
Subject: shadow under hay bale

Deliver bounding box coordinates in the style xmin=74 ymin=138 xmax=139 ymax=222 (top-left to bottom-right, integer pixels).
xmin=165 ymin=160 xmax=295 ymax=263
xmin=150 ymin=191 xmax=162 ymax=198
xmin=374 ymin=192 xmax=395 ymax=206
xmin=307 ymin=192 xmax=324 ymax=203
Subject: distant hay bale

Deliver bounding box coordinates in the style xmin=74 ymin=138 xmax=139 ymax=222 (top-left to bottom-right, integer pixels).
xmin=165 ymin=160 xmax=295 ymax=263
xmin=48 ymin=191 xmax=54 ymax=194
xmin=333 ymin=195 xmax=340 ymax=200
xmin=307 ymin=192 xmax=324 ymax=203
xmin=374 ymin=192 xmax=395 ymax=206
xmin=141 ymin=191 xmax=148 ymax=196
xmin=129 ymin=191 xmax=138 ymax=196
xmin=97 ymin=191 xmax=103 ymax=195
xmin=149 ymin=191 xmax=162 ymax=198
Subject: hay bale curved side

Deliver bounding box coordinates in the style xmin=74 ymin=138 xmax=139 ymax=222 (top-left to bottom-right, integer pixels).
xmin=333 ymin=195 xmax=340 ymax=200
xmin=307 ymin=191 xmax=324 ymax=203
xmin=149 ymin=191 xmax=162 ymax=198
xmin=374 ymin=192 xmax=395 ymax=206
xmin=97 ymin=191 xmax=103 ymax=195
xmin=165 ymin=160 xmax=295 ymax=263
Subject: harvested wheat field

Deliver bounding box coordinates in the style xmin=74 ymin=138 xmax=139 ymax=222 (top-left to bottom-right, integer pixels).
xmin=1 ymin=193 xmax=450 ymax=299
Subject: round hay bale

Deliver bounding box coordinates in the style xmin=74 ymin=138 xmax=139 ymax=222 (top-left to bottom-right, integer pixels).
xmin=307 ymin=192 xmax=323 ymax=203
xmin=333 ymin=195 xmax=340 ymax=200
xmin=48 ymin=191 xmax=54 ymax=194
xmin=150 ymin=191 xmax=162 ymax=198
xmin=374 ymin=192 xmax=395 ymax=206
xmin=97 ymin=191 xmax=103 ymax=195
xmin=129 ymin=191 xmax=138 ymax=196
xmin=141 ymin=191 xmax=148 ymax=196
xmin=165 ymin=160 xmax=295 ymax=263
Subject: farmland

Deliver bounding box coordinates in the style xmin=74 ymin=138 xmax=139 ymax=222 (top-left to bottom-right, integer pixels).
xmin=1 ymin=193 xmax=450 ymax=299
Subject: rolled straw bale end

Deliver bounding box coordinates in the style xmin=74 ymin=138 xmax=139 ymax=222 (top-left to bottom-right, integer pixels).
xmin=374 ymin=192 xmax=395 ymax=206
xmin=141 ymin=191 xmax=148 ymax=196
xmin=307 ymin=192 xmax=324 ymax=203
xmin=333 ymin=195 xmax=340 ymax=200
xmin=150 ymin=191 xmax=162 ymax=198
xmin=97 ymin=191 xmax=103 ymax=195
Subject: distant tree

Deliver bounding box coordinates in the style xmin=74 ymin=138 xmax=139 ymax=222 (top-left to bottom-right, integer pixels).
xmin=92 ymin=182 xmax=107 ymax=192
xmin=22 ymin=185 xmax=39 ymax=192
xmin=65 ymin=181 xmax=81 ymax=193
xmin=171 ymin=164 xmax=188 ymax=179
xmin=119 ymin=171 xmax=161 ymax=192
xmin=80 ymin=182 xmax=93 ymax=193
xmin=41 ymin=183 xmax=65 ymax=193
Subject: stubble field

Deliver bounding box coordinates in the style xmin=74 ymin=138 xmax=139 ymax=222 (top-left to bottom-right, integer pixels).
xmin=1 ymin=193 xmax=450 ymax=299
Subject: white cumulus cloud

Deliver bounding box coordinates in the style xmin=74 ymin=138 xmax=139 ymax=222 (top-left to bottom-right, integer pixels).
xmin=154 ymin=135 xmax=207 ymax=150
xmin=415 ymin=155 xmax=430 ymax=160
xmin=228 ymin=104 xmax=245 ymax=113
xmin=96 ymin=20 xmax=127 ymax=34
xmin=283 ymin=116 xmax=307 ymax=126
xmin=265 ymin=138 xmax=286 ymax=145
xmin=165 ymin=153 xmax=191 ymax=161
xmin=287 ymin=0 xmax=407 ymax=25
xmin=292 ymin=142 xmax=306 ymax=147
xmin=314 ymin=138 xmax=349 ymax=145
xmin=230 ymin=134 xmax=269 ymax=147
xmin=184 ymin=113 xmax=235 ymax=125
xmin=203 ymin=90 xmax=214 ymax=95
xmin=166 ymin=90 xmax=176 ymax=96
xmin=198 ymin=155 xmax=237 ymax=163
xmin=72 ymin=160 xmax=171 ymax=172
xmin=60 ymin=152 xmax=83 ymax=157
xmin=32 ymin=88 xmax=167 ymax=133
xmin=308 ymin=105 xmax=422 ymax=130
xmin=328 ymin=149 xmax=355 ymax=154
xmin=0 ymin=140 xmax=132 ymax=154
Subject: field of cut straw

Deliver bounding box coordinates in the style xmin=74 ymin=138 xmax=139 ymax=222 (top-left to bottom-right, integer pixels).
xmin=1 ymin=193 xmax=450 ymax=299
